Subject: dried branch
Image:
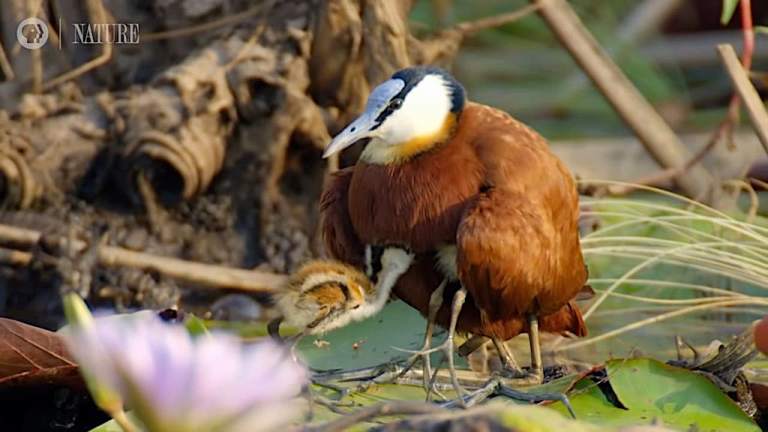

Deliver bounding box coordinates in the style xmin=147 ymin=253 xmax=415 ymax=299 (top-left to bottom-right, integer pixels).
xmin=0 ymin=223 xmax=287 ymax=293
xmin=532 ymin=0 xmax=716 ymax=202
xmin=718 ymin=44 xmax=768 ymax=155
xmin=451 ymin=4 xmax=540 ymax=36
xmin=415 ymin=3 xmax=540 ymax=66
xmin=42 ymin=0 xmax=113 ymax=91
xmin=601 ymin=125 xmax=726 ymax=196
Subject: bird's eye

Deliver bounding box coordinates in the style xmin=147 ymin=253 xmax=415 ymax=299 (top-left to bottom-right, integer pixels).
xmin=389 ymin=98 xmax=403 ymax=109
xmin=352 ymin=305 xmax=361 ymax=310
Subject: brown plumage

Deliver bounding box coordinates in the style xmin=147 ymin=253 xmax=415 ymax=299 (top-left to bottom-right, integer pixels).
xmin=320 ymin=66 xmax=588 ymax=400
xmin=321 ymin=102 xmax=587 ymax=342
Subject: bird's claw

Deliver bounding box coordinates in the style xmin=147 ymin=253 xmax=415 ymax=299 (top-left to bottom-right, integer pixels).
xmin=499 ymin=366 xmax=544 ymax=386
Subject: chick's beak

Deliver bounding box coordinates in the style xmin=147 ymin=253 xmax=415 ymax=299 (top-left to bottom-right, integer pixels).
xmin=323 ymin=111 xmax=378 ymax=158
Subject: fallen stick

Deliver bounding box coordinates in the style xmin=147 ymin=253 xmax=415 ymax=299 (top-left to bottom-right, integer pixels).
xmin=0 ymin=223 xmax=287 ymax=293
xmin=718 ymin=44 xmax=768 ymax=155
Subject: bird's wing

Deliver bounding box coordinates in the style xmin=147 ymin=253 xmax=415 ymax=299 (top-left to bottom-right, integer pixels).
xmin=456 ymin=115 xmax=586 ymax=321
xmin=319 ymin=167 xmax=365 ymax=268
xmin=456 ymin=187 xmax=550 ymax=319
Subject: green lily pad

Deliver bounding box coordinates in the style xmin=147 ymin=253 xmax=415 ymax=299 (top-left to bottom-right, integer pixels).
xmin=549 ymin=358 xmax=759 ymax=431
xmin=296 ymin=301 xmax=465 ymax=371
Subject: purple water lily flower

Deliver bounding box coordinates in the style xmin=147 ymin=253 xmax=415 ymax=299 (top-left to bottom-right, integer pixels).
xmin=64 ymin=313 xmax=307 ymax=432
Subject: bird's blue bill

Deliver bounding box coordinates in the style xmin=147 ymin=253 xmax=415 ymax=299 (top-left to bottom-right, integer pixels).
xmin=322 ymin=78 xmax=405 ymax=158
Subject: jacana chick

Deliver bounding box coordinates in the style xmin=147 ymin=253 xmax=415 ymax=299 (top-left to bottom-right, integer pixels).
xmin=271 ymin=247 xmax=413 ymax=338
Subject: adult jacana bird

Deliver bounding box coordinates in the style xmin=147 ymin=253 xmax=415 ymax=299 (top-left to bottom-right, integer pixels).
xmin=320 ymin=66 xmax=588 ymax=397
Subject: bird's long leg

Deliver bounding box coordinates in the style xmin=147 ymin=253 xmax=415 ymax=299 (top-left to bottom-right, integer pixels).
xmin=493 ymin=327 xmax=542 ymax=385
xmin=492 ymin=335 xmax=523 ymax=375
xmin=421 ymin=286 xmax=467 ymax=405
xmin=527 ymin=313 xmax=544 ymax=384
xmin=419 ymin=279 xmax=447 ymax=395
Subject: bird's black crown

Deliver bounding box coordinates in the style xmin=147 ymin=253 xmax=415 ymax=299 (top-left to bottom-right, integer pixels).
xmin=391 ymin=66 xmax=466 ymax=114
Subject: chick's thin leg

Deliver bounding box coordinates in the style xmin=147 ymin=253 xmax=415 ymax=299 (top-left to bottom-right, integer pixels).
xmin=354 ymin=280 xmax=448 ymax=397
xmin=419 ymin=280 xmax=447 ymax=394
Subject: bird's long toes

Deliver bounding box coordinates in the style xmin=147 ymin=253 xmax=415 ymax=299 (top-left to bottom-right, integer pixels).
xmin=499 ymin=367 xmax=543 ymax=386
xmin=499 ymin=366 xmax=527 ymax=379
xmin=496 ymin=386 xmax=576 ymax=418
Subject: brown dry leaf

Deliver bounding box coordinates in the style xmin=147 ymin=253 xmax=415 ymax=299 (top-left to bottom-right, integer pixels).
xmin=0 ymin=318 xmax=82 ymax=389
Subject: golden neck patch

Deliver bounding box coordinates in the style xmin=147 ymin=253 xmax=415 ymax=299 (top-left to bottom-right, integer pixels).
xmin=361 ymin=113 xmax=457 ymax=165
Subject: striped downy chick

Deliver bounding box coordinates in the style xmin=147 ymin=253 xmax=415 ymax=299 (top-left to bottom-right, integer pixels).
xmin=274 ymin=247 xmax=413 ymax=335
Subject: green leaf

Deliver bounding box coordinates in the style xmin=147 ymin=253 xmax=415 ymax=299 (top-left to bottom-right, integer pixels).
xmin=721 ymin=0 xmax=740 ymax=25
xmin=476 ymin=404 xmax=604 ymax=432
xmin=756 ymin=26 xmax=768 ymax=35
xmin=89 ymin=413 xmax=142 ymax=432
xmin=296 ymin=301 xmax=463 ymax=371
xmin=89 ymin=419 xmax=121 ymax=432
xmin=183 ymin=314 xmax=209 ymax=337
xmin=549 ymin=358 xmax=759 ymax=431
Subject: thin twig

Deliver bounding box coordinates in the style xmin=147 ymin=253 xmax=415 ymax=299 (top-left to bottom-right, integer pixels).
xmin=452 ymin=3 xmax=540 ymax=36
xmin=722 ymin=179 xmax=759 ymax=223
xmin=42 ymin=0 xmax=113 ymax=91
xmin=718 ymin=44 xmax=768 ymax=155
xmin=602 ymin=126 xmax=725 ymax=196
xmin=0 ymin=223 xmax=287 ymax=293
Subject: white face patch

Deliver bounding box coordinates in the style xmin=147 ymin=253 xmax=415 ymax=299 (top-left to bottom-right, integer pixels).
xmin=380 ymin=75 xmax=452 ymax=144
xmin=361 ymin=74 xmax=453 ymax=164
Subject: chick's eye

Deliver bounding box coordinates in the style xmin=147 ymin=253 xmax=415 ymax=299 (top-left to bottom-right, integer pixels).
xmin=389 ymin=98 xmax=403 ymax=109
xmin=352 ymin=304 xmax=361 ymax=310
